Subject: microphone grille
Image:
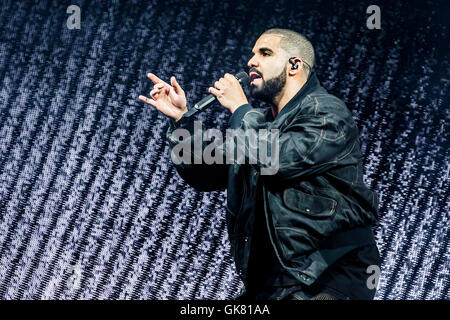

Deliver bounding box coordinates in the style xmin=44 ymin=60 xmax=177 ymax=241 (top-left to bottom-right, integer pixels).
xmin=235 ymin=71 xmax=250 ymax=85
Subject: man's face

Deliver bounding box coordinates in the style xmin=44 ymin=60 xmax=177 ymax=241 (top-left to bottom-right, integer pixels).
xmin=247 ymin=34 xmax=288 ymax=104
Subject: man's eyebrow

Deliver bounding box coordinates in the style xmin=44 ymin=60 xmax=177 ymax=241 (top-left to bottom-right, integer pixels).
xmin=252 ymin=47 xmax=275 ymax=54
xmin=259 ymin=47 xmax=274 ymax=53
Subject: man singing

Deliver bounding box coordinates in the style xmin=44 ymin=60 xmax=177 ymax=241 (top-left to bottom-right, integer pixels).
xmin=139 ymin=28 xmax=381 ymax=300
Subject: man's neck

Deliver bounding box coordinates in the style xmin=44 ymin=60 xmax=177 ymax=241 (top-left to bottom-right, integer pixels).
xmin=271 ymin=76 xmax=307 ymax=118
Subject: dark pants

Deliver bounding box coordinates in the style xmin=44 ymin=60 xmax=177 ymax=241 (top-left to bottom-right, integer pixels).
xmin=238 ymin=284 xmax=347 ymax=300
xmin=237 ymin=244 xmax=381 ymax=301
xmin=237 ymin=281 xmax=350 ymax=300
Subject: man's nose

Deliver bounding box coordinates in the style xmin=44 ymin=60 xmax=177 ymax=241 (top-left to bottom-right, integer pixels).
xmin=247 ymin=56 xmax=258 ymax=69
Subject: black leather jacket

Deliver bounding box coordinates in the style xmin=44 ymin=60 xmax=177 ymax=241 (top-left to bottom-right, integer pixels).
xmin=166 ymin=71 xmax=379 ymax=298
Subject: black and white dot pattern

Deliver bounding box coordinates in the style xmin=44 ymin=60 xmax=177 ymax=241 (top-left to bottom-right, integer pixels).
xmin=0 ymin=0 xmax=448 ymax=299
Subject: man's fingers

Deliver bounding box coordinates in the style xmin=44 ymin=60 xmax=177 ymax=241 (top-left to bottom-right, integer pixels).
xmin=219 ymin=76 xmax=232 ymax=85
xmin=208 ymin=87 xmax=220 ymax=97
xmin=214 ymin=81 xmax=225 ymax=90
xmin=139 ymin=95 xmax=178 ymax=120
xmin=224 ymin=73 xmax=238 ymax=84
xmin=171 ymin=76 xmax=183 ymax=94
xmin=150 ymin=89 xmax=160 ymax=99
xmin=151 ymin=83 xmax=171 ymax=97
xmin=139 ymin=94 xmax=168 ymax=113
xmin=147 ymin=73 xmax=183 ymax=97
xmin=138 ymin=95 xmax=158 ymax=108
xmin=147 ymin=73 xmax=168 ymax=86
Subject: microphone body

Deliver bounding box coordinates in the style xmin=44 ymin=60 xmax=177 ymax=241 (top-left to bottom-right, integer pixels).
xmin=193 ymin=94 xmax=217 ymax=111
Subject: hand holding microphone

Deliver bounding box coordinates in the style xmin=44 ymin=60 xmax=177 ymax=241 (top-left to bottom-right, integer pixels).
xmin=207 ymin=72 xmax=250 ymax=113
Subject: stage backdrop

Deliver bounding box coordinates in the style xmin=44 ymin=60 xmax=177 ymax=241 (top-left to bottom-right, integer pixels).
xmin=0 ymin=0 xmax=448 ymax=299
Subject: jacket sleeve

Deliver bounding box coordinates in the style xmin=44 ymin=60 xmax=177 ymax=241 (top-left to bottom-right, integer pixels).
xmin=166 ymin=115 xmax=228 ymax=192
xmin=228 ymin=102 xmax=358 ymax=182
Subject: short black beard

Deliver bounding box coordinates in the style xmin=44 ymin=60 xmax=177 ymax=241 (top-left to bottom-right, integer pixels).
xmin=250 ymin=67 xmax=286 ymax=104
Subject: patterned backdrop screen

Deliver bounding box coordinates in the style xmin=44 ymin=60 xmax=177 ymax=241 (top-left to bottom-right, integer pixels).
xmin=0 ymin=0 xmax=448 ymax=299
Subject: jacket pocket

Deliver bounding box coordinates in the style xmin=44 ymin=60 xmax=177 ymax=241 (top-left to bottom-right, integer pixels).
xmin=283 ymin=188 xmax=337 ymax=218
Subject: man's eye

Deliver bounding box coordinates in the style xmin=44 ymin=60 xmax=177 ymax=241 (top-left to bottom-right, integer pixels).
xmin=262 ymin=52 xmax=270 ymax=56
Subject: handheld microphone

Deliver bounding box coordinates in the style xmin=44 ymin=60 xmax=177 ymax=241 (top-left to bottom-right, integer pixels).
xmin=182 ymin=71 xmax=250 ymax=118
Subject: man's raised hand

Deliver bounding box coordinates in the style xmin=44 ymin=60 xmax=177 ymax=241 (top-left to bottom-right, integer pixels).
xmin=138 ymin=73 xmax=188 ymax=122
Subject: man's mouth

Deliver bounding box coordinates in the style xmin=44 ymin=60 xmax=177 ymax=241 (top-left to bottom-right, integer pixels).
xmin=250 ymin=71 xmax=262 ymax=85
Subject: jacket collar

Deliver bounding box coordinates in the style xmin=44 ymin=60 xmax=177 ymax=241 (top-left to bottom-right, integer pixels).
xmin=277 ymin=70 xmax=320 ymax=118
xmin=264 ymin=70 xmax=321 ymax=121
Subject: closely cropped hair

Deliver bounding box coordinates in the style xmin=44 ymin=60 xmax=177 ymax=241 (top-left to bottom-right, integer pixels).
xmin=263 ymin=28 xmax=315 ymax=77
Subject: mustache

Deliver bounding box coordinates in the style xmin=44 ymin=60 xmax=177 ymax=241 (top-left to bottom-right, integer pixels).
xmin=249 ymin=67 xmax=263 ymax=78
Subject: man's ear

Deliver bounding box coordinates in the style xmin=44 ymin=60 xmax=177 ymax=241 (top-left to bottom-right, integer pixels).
xmin=289 ymin=57 xmax=299 ymax=70
xmin=288 ymin=57 xmax=303 ymax=76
